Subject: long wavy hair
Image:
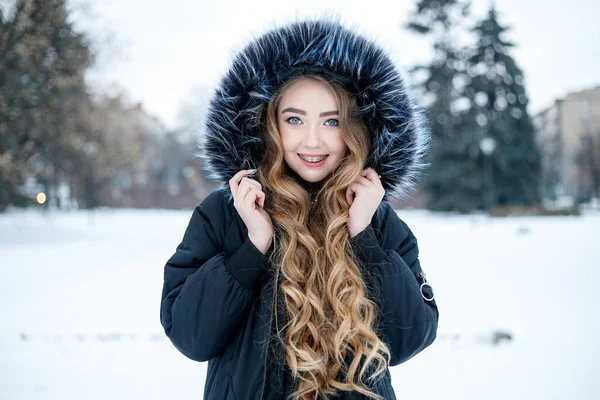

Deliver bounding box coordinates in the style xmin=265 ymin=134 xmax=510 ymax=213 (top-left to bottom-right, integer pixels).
xmin=254 ymin=74 xmax=391 ymax=399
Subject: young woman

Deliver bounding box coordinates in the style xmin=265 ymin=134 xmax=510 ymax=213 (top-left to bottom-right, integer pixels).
xmin=160 ymin=17 xmax=438 ymax=400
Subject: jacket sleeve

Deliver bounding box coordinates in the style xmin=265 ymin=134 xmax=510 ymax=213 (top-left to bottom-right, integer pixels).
xmin=349 ymin=202 xmax=439 ymax=366
xmin=160 ymin=191 xmax=270 ymax=362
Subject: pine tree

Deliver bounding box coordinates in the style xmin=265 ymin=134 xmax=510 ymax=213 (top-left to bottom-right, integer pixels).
xmin=405 ymin=0 xmax=483 ymax=212
xmin=465 ymin=4 xmax=542 ymax=206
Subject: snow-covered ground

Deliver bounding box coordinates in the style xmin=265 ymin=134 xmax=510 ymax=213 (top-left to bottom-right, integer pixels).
xmin=0 ymin=206 xmax=598 ymax=399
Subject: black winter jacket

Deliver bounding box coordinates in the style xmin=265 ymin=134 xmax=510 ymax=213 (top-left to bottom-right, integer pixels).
xmin=161 ymin=17 xmax=439 ymax=400
xmin=160 ymin=189 xmax=439 ymax=399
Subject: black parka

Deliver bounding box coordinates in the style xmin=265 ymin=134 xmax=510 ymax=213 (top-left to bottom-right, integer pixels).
xmin=160 ymin=189 xmax=438 ymax=399
xmin=160 ymin=16 xmax=440 ymax=400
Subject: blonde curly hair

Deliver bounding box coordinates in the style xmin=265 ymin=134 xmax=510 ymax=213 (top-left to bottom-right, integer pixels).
xmin=255 ymin=74 xmax=391 ymax=399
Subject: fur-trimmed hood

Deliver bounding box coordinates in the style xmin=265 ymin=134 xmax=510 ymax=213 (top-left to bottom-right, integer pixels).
xmin=197 ymin=16 xmax=431 ymax=203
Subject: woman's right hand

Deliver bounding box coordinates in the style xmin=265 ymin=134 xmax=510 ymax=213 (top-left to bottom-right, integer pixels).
xmin=229 ymin=169 xmax=274 ymax=254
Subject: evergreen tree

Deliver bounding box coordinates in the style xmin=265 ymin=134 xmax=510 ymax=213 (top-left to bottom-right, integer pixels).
xmin=465 ymin=4 xmax=542 ymax=206
xmin=0 ymin=0 xmax=131 ymax=210
xmin=405 ymin=0 xmax=483 ymax=212
xmin=0 ymin=0 xmax=95 ymax=210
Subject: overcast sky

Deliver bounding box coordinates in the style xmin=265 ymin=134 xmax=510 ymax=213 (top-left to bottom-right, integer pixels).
xmin=74 ymin=0 xmax=600 ymax=131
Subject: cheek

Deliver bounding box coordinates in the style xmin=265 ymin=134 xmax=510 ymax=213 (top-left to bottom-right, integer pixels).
xmin=330 ymin=134 xmax=347 ymax=156
xmin=279 ymin=126 xmax=303 ymax=151
xmin=279 ymin=130 xmax=294 ymax=151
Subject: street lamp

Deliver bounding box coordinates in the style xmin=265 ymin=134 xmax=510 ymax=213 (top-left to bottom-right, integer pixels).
xmin=479 ymin=136 xmax=497 ymax=213
xmin=84 ymin=142 xmax=98 ymax=225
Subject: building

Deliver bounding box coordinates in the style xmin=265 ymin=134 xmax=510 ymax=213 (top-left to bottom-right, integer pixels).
xmin=533 ymin=85 xmax=600 ymax=203
xmin=100 ymin=102 xmax=210 ymax=209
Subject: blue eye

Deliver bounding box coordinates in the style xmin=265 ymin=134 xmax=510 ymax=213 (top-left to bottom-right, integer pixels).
xmin=284 ymin=117 xmax=339 ymax=127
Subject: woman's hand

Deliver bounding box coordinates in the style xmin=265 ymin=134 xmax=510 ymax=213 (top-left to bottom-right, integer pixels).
xmin=229 ymin=169 xmax=274 ymax=254
xmin=346 ymin=168 xmax=385 ymax=238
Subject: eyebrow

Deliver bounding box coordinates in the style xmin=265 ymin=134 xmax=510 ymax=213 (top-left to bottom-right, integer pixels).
xmin=281 ymin=107 xmax=339 ymax=117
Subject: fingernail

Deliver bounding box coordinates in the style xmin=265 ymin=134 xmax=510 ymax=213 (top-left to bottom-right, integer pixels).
xmin=248 ymin=169 xmax=257 ymax=173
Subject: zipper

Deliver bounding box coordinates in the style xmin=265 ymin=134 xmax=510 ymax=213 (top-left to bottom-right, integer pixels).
xmin=417 ymin=272 xmax=435 ymax=301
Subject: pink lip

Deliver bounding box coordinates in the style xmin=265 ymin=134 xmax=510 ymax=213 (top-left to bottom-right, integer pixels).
xmin=298 ymin=154 xmax=328 ymax=167
xmin=298 ymin=153 xmax=328 ymax=157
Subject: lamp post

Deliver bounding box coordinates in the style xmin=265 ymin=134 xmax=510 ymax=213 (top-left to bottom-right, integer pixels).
xmin=84 ymin=142 xmax=98 ymax=226
xmin=479 ymin=137 xmax=497 ymax=214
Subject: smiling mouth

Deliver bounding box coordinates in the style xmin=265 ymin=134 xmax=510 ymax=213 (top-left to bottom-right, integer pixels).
xmin=298 ymin=154 xmax=328 ymax=162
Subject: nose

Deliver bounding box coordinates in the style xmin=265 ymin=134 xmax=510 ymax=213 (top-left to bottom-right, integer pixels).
xmin=303 ymin=124 xmax=321 ymax=147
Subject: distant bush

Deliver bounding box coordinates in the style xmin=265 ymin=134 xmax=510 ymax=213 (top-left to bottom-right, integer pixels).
xmin=490 ymin=204 xmax=581 ymax=217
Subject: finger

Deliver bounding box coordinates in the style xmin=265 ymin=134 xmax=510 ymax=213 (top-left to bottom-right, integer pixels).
xmin=237 ymin=180 xmax=254 ymax=206
xmin=359 ymin=168 xmax=375 ymax=178
xmin=230 ymin=170 xmax=257 ymax=196
xmin=241 ymin=186 xmax=256 ymax=209
xmin=256 ymin=191 xmax=265 ymax=208
xmin=357 ymin=176 xmax=373 ymax=187
xmin=346 ymin=187 xmax=354 ymax=205
xmin=241 ymin=176 xmax=262 ymax=190
xmin=239 ymin=178 xmax=262 ymax=206
xmin=347 ymin=183 xmax=363 ymax=203
xmin=348 ymin=182 xmax=363 ymax=195
xmin=243 ymin=186 xmax=264 ymax=207
xmin=250 ymin=178 xmax=262 ymax=190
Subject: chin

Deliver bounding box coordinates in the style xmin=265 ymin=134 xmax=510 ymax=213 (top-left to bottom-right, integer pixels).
xmin=298 ymin=173 xmax=325 ymax=183
xmin=293 ymin=164 xmax=334 ymax=182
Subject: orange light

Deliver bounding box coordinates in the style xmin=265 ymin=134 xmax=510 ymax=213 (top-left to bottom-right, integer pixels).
xmin=36 ymin=192 xmax=46 ymax=204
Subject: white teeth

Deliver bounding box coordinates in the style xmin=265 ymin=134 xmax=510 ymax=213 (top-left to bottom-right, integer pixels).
xmin=299 ymin=155 xmax=327 ymax=162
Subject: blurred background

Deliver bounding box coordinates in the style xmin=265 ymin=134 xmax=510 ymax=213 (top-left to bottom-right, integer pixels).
xmin=0 ymin=0 xmax=598 ymax=399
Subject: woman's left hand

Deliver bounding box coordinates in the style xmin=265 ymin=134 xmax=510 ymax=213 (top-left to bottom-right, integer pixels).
xmin=346 ymin=168 xmax=385 ymax=238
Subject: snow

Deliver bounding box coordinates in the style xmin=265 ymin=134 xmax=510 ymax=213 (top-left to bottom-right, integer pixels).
xmin=1 ymin=206 xmax=598 ymax=399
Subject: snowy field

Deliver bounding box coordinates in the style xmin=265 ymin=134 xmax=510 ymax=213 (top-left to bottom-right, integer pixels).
xmin=0 ymin=205 xmax=598 ymax=400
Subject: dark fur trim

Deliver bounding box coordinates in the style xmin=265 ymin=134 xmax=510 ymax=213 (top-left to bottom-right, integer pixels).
xmin=196 ymin=16 xmax=431 ymax=202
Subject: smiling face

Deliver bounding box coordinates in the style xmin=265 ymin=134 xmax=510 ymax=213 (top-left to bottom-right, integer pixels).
xmin=277 ymin=78 xmax=348 ymax=183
